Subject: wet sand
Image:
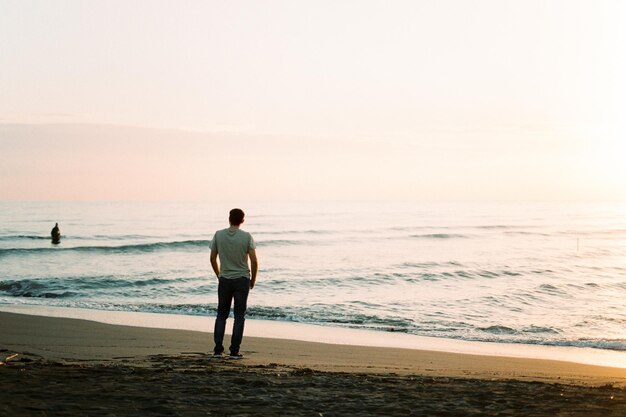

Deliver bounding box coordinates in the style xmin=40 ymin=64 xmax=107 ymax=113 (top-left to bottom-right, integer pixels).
xmin=2 ymin=311 xmax=626 ymax=416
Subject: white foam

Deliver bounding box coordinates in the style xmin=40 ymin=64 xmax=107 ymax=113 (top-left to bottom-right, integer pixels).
xmin=2 ymin=303 xmax=626 ymax=369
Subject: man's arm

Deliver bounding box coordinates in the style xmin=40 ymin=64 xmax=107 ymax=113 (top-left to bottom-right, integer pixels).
xmin=210 ymin=248 xmax=220 ymax=278
xmin=249 ymin=249 xmax=258 ymax=289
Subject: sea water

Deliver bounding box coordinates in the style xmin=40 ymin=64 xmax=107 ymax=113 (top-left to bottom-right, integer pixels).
xmin=1 ymin=201 xmax=625 ymax=351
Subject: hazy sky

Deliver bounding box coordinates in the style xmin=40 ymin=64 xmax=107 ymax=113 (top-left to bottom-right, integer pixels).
xmin=1 ymin=1 xmax=625 ymax=201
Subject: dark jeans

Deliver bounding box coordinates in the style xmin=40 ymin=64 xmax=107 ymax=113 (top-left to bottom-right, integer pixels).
xmin=213 ymin=276 xmax=250 ymax=355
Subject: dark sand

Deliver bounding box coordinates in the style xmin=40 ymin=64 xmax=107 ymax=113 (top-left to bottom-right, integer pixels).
xmin=2 ymin=311 xmax=626 ymax=416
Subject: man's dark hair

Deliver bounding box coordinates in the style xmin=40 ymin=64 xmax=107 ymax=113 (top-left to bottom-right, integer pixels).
xmin=229 ymin=208 xmax=245 ymax=226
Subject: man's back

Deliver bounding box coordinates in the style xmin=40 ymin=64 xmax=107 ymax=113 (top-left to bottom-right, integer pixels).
xmin=211 ymin=227 xmax=255 ymax=279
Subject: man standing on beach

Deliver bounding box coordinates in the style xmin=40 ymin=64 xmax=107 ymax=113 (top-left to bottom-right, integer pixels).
xmin=210 ymin=208 xmax=258 ymax=359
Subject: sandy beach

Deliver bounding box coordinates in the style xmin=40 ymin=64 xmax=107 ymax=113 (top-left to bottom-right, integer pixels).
xmin=2 ymin=311 xmax=626 ymax=416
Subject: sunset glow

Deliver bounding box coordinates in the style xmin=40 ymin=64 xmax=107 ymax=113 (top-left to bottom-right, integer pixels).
xmin=1 ymin=0 xmax=625 ymax=201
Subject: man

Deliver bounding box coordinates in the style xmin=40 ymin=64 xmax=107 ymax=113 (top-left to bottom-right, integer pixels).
xmin=51 ymin=223 xmax=61 ymax=244
xmin=210 ymin=208 xmax=258 ymax=359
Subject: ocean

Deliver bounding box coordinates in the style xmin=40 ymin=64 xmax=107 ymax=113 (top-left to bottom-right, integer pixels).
xmin=1 ymin=201 xmax=625 ymax=351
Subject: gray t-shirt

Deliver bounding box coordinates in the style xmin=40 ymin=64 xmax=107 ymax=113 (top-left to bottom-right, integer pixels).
xmin=211 ymin=227 xmax=256 ymax=279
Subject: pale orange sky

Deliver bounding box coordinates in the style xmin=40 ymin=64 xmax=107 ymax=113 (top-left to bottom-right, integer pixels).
xmin=1 ymin=1 xmax=625 ymax=201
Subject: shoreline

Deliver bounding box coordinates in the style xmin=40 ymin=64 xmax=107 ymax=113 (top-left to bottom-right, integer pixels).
xmin=2 ymin=303 xmax=626 ymax=369
xmin=3 ymin=308 xmax=626 ymax=415
xmin=2 ymin=307 xmax=626 ymax=387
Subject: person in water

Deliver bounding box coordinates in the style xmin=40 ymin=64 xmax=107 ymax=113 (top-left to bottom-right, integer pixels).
xmin=210 ymin=208 xmax=258 ymax=359
xmin=51 ymin=223 xmax=61 ymax=244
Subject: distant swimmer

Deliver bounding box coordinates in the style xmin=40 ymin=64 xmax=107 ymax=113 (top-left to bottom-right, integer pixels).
xmin=51 ymin=223 xmax=61 ymax=244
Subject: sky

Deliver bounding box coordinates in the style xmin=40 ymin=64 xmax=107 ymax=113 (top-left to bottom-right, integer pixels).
xmin=1 ymin=0 xmax=625 ymax=201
